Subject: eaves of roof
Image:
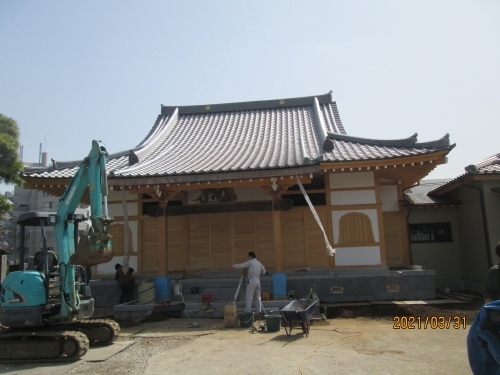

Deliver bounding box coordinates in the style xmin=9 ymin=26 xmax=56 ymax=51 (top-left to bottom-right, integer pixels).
xmin=401 ymin=192 xmax=462 ymax=208
xmin=322 ymin=133 xmax=454 ymax=163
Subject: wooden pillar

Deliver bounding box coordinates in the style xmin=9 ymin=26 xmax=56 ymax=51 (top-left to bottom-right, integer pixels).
xmin=157 ymin=197 xmax=169 ymax=276
xmin=272 ymin=194 xmax=284 ymax=272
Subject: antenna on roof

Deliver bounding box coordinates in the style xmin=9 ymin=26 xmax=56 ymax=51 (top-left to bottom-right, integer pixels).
xmin=19 ymin=145 xmax=23 ymax=162
xmin=39 ymin=143 xmax=42 ymax=164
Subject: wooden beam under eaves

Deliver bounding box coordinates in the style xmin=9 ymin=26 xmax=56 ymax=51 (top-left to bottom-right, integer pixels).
xmin=22 ymin=174 xmax=313 ymax=198
xmin=321 ymin=152 xmax=448 ymax=189
xmin=320 ymin=151 xmax=448 ymax=172
xmin=111 ymin=175 xmax=312 ymax=195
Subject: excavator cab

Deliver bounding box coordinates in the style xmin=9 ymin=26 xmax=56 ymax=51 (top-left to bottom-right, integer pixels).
xmin=0 ymin=211 xmax=95 ymax=327
xmin=32 ymin=250 xmax=58 ymax=275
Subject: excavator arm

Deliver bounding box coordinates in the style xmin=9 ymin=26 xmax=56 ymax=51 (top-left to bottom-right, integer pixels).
xmin=52 ymin=140 xmax=113 ymax=319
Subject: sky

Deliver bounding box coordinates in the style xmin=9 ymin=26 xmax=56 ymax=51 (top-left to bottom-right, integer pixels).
xmin=1 ymin=1 xmax=499 ymax=193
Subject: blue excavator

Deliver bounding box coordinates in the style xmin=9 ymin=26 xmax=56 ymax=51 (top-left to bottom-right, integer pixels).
xmin=0 ymin=140 xmax=119 ymax=361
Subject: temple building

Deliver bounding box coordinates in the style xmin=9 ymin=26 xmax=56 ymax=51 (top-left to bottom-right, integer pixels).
xmin=21 ymin=92 xmax=455 ymax=301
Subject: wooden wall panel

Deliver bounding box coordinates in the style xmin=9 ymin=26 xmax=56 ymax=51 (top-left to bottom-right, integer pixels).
xmin=283 ymin=211 xmax=306 ymax=269
xmin=210 ymin=213 xmax=233 ymax=270
xmin=255 ymin=212 xmax=274 ymax=269
xmin=233 ymin=212 xmax=256 ymax=265
xmin=141 ymin=220 xmax=159 ymax=273
xmin=383 ymin=212 xmax=410 ymax=267
xmin=304 ymin=209 xmax=330 ymax=268
xmin=110 ymin=223 xmax=134 ymax=256
xmin=168 ymin=216 xmax=187 ymax=271
xmin=188 ymin=214 xmax=210 ymax=271
xmin=110 ymin=224 xmax=124 ymax=256
xmin=141 ymin=208 xmax=334 ymax=274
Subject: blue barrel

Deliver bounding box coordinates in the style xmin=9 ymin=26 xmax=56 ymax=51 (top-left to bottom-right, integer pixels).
xmin=155 ymin=277 xmax=171 ymax=303
xmin=273 ymin=273 xmax=287 ymax=298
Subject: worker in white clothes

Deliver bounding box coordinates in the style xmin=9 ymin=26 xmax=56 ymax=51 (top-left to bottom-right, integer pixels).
xmin=233 ymin=252 xmax=267 ymax=316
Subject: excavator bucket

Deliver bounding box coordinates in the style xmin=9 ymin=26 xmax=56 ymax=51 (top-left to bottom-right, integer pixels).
xmin=70 ymin=216 xmax=113 ymax=266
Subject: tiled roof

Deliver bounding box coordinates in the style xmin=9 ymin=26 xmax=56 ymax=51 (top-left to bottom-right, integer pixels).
xmin=402 ymin=179 xmax=461 ymax=206
xmin=22 ymin=92 xmax=454 ymax=181
xmin=466 ymin=153 xmax=500 ymax=174
xmin=429 ymin=152 xmax=500 ymax=195
xmin=322 ymin=133 xmax=452 ymax=162
xmin=402 ymin=192 xmax=462 ymax=207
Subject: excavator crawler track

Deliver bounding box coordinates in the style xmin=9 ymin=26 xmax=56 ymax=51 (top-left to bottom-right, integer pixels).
xmin=73 ymin=319 xmax=120 ymax=346
xmin=0 ymin=330 xmax=89 ymax=363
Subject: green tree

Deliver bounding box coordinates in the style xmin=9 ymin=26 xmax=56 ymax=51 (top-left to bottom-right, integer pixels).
xmin=0 ymin=114 xmax=23 ymax=214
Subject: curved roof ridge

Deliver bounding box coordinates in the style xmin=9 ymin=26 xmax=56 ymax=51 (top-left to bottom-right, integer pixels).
xmin=23 ymin=146 xmax=132 ymax=173
xmin=326 ymin=132 xmax=419 ymax=147
xmin=414 ymin=134 xmax=451 ymax=149
xmin=134 ymin=109 xmax=178 ymax=158
xmin=312 ymin=97 xmax=329 ymax=146
xmin=136 ymin=114 xmax=165 ymax=149
xmin=329 ymin=102 xmax=346 ymax=134
xmin=323 ymin=102 xmax=339 ymax=133
xmin=160 ymin=92 xmax=333 ymax=116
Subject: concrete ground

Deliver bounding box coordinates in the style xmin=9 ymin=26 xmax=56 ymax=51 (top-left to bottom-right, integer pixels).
xmin=0 ymin=317 xmax=472 ymax=374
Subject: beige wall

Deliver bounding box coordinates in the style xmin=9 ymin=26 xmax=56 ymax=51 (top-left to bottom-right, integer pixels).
xmin=408 ymin=206 xmax=462 ymax=278
xmin=451 ymin=180 xmax=500 ymax=293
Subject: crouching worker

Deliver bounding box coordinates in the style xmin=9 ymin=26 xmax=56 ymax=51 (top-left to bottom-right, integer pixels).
xmin=233 ymin=252 xmax=266 ymax=318
xmin=115 ymin=263 xmax=135 ymax=304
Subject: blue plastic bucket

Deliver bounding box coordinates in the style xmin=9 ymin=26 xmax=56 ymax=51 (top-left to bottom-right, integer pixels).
xmin=155 ymin=277 xmax=171 ymax=303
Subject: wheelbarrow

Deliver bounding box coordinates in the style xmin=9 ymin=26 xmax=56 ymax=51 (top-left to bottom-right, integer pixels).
xmin=279 ymin=298 xmax=319 ymax=337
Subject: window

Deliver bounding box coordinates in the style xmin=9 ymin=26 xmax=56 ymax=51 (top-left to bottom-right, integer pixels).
xmin=338 ymin=212 xmax=375 ymax=244
xmin=282 ymin=175 xmax=326 ymax=206
xmin=43 ymin=202 xmax=54 ymax=211
xmin=409 ymin=223 xmax=452 ymax=243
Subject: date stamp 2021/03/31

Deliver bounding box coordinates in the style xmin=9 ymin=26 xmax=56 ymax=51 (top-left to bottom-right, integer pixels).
xmin=393 ymin=316 xmax=467 ymax=329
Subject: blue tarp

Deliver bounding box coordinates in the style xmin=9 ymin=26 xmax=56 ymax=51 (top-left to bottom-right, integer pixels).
xmin=273 ymin=273 xmax=287 ymax=297
xmin=467 ymin=300 xmax=500 ymax=374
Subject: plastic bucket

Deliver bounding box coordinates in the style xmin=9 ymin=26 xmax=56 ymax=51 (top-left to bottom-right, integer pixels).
xmin=155 ymin=277 xmax=171 ymax=303
xmin=237 ymin=312 xmax=254 ymax=328
xmin=138 ymin=281 xmax=155 ymax=305
xmin=172 ymin=282 xmax=182 ymax=296
xmin=265 ymin=315 xmax=281 ymax=332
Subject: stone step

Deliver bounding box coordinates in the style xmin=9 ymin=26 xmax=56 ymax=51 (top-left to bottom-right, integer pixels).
xmin=174 ymin=279 xmax=274 ymax=290
xmin=171 ymin=288 xmax=275 ymax=302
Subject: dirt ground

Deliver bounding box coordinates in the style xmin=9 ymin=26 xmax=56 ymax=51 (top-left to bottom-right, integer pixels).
xmin=66 ymin=300 xmax=480 ymax=375
xmin=326 ymin=300 xmax=483 ymax=324
xmin=1 ymin=300 xmax=480 ymax=375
